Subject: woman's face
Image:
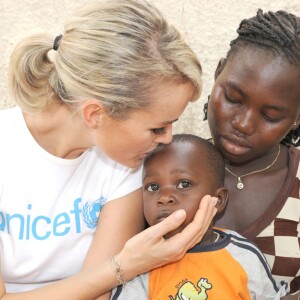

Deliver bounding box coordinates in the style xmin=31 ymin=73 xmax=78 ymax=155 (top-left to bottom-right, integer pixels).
xmin=208 ymin=48 xmax=300 ymax=164
xmin=96 ymin=81 xmax=194 ymax=168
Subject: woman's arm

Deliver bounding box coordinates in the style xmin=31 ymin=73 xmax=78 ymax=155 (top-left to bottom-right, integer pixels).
xmin=0 ymin=258 xmax=120 ymax=300
xmin=83 ymin=189 xmax=145 ymax=300
xmin=0 ymin=195 xmax=217 ymax=300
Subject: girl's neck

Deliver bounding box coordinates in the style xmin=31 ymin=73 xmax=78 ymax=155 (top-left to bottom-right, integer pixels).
xmin=23 ymin=103 xmax=93 ymax=159
xmin=226 ymin=144 xmax=286 ymax=175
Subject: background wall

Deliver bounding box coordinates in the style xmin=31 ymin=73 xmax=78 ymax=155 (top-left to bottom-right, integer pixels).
xmin=1 ymin=0 xmax=299 ymax=138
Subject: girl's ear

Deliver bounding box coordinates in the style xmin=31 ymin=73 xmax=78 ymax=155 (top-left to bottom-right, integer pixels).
xmin=214 ymin=58 xmax=227 ymax=80
xmin=215 ymin=187 xmax=229 ymax=213
xmin=81 ymin=100 xmax=105 ymax=129
xmin=293 ymin=115 xmax=300 ymax=130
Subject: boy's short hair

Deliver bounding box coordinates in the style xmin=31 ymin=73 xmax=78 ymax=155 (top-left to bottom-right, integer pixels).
xmin=145 ymin=134 xmax=225 ymax=186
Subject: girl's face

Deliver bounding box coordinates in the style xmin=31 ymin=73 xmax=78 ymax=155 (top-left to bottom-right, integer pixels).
xmin=96 ymin=81 xmax=194 ymax=168
xmin=208 ymin=48 xmax=300 ymax=164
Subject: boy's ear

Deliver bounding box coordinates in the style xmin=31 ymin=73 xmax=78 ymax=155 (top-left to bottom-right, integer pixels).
xmin=214 ymin=187 xmax=228 ymax=213
xmin=214 ymin=58 xmax=226 ymax=80
xmin=81 ymin=100 xmax=105 ymax=129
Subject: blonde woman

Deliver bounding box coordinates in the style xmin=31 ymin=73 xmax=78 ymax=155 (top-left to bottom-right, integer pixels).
xmin=0 ymin=0 xmax=217 ymax=299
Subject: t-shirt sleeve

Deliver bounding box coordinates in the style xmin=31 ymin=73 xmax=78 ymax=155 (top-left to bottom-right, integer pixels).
xmin=105 ymin=163 xmax=143 ymax=202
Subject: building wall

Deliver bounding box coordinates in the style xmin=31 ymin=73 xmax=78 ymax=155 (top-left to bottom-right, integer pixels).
xmin=1 ymin=0 xmax=299 ymax=138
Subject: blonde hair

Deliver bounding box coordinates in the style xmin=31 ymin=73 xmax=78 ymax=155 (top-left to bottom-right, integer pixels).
xmin=8 ymin=0 xmax=202 ymax=117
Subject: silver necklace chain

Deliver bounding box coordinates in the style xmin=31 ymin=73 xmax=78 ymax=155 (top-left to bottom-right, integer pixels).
xmin=225 ymin=144 xmax=281 ymax=190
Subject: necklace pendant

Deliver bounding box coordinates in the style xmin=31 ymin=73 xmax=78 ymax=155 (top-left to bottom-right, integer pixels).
xmin=237 ymin=177 xmax=244 ymax=190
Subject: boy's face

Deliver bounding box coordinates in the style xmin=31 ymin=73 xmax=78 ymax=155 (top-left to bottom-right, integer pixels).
xmin=143 ymin=142 xmax=219 ymax=239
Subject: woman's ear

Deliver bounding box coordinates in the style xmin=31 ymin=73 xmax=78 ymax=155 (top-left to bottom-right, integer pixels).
xmin=81 ymin=100 xmax=105 ymax=129
xmin=214 ymin=58 xmax=227 ymax=80
xmin=214 ymin=187 xmax=228 ymax=213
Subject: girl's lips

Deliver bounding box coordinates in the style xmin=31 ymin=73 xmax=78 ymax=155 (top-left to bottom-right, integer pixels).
xmin=221 ymin=137 xmax=251 ymax=156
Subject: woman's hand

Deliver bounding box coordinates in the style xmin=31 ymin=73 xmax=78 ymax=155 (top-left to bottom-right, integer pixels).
xmin=116 ymin=195 xmax=218 ymax=281
xmin=0 ymin=196 xmax=217 ymax=299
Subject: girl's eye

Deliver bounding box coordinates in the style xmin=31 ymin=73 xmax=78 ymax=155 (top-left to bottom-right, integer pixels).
xmin=177 ymin=180 xmax=192 ymax=189
xmin=263 ymin=114 xmax=282 ymax=123
xmin=152 ymin=127 xmax=166 ymax=135
xmin=224 ymin=89 xmax=241 ymax=104
xmin=146 ymin=183 xmax=159 ymax=192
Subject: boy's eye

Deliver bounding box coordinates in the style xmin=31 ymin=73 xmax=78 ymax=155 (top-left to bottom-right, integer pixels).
xmin=177 ymin=180 xmax=192 ymax=189
xmin=152 ymin=127 xmax=166 ymax=135
xmin=146 ymin=183 xmax=159 ymax=192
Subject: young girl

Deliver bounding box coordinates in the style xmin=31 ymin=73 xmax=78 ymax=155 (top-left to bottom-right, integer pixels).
xmin=204 ymin=9 xmax=300 ymax=298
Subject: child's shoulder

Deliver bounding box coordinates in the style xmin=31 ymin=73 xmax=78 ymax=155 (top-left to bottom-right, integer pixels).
xmin=214 ymin=228 xmax=261 ymax=253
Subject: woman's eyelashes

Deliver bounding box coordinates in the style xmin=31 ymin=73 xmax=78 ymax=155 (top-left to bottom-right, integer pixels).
xmin=152 ymin=127 xmax=167 ymax=135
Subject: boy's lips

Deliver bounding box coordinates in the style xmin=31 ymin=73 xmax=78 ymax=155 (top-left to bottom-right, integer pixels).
xmin=156 ymin=210 xmax=173 ymax=222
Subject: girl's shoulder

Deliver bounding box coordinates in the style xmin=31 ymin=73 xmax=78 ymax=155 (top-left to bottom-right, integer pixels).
xmin=287 ymin=145 xmax=300 ymax=175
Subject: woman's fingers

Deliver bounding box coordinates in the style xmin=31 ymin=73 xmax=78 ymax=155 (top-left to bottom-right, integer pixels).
xmin=190 ymin=195 xmax=218 ymax=247
xmin=118 ymin=196 xmax=217 ymax=280
xmin=144 ymin=209 xmax=187 ymax=241
xmin=165 ymin=195 xmax=217 ymax=255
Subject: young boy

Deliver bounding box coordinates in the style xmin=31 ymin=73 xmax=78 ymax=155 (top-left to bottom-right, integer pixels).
xmin=111 ymin=134 xmax=287 ymax=299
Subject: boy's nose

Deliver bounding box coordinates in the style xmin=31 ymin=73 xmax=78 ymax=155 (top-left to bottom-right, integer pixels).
xmin=157 ymin=193 xmax=176 ymax=205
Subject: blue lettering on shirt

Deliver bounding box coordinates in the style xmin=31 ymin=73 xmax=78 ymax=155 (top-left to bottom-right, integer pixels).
xmin=0 ymin=196 xmax=106 ymax=240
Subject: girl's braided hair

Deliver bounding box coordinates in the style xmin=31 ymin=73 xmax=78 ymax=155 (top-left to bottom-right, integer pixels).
xmin=203 ymin=9 xmax=300 ymax=146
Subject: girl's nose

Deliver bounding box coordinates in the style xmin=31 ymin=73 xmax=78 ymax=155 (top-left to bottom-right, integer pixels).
xmin=231 ymin=109 xmax=256 ymax=136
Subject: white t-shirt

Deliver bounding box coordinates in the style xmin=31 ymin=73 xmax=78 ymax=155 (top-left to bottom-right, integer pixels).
xmin=0 ymin=107 xmax=143 ymax=292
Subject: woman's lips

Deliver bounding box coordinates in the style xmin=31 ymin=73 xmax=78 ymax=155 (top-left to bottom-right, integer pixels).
xmin=221 ymin=136 xmax=251 ymax=156
xmin=139 ymin=146 xmax=158 ymax=160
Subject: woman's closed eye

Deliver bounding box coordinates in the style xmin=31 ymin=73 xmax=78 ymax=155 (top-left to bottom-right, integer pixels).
xmin=152 ymin=127 xmax=167 ymax=135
